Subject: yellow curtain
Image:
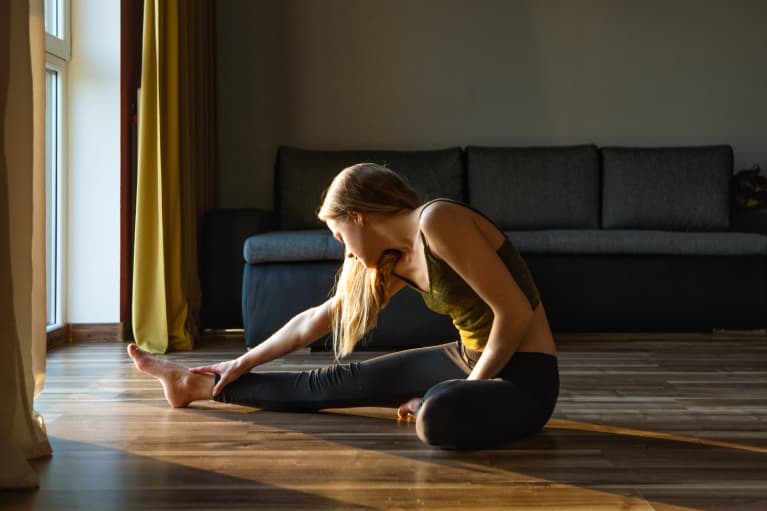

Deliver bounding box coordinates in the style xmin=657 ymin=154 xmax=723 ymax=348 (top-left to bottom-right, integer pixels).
xmin=178 ymin=0 xmax=218 ymax=341
xmin=132 ymin=0 xmax=216 ymax=353
xmin=0 ymin=0 xmax=52 ymax=488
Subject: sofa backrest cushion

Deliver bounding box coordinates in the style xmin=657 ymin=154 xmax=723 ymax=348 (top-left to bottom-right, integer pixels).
xmin=466 ymin=145 xmax=600 ymax=229
xmin=601 ymin=145 xmax=733 ymax=231
xmin=276 ymin=147 xmax=464 ymax=229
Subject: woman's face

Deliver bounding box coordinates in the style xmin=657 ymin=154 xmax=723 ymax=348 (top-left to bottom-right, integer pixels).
xmin=326 ymin=215 xmax=382 ymax=268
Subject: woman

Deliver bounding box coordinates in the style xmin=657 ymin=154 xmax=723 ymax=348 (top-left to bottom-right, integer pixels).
xmin=128 ymin=163 xmax=559 ymax=449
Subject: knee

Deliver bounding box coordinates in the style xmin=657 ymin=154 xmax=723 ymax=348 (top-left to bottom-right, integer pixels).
xmin=306 ymin=362 xmax=357 ymax=393
xmin=415 ymin=380 xmax=465 ymax=449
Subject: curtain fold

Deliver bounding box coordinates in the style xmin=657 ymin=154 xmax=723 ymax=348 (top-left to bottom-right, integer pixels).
xmin=132 ymin=0 xmax=216 ymax=353
xmin=178 ymin=0 xmax=218 ymax=342
xmin=0 ymin=0 xmax=52 ymax=489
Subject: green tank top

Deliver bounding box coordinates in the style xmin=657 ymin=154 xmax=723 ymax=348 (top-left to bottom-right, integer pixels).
xmin=397 ymin=199 xmax=541 ymax=350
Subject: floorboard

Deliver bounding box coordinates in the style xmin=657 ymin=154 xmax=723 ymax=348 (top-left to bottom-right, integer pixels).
xmin=2 ymin=333 xmax=766 ymax=510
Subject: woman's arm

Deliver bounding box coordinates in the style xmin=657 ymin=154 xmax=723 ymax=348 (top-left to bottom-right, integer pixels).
xmin=190 ymin=297 xmax=335 ymax=395
xmin=244 ymin=271 xmax=407 ymax=370
xmin=419 ymin=202 xmax=535 ymax=380
xmin=467 ymin=312 xmax=533 ymax=380
xmin=239 ymin=296 xmax=336 ymax=370
xmin=194 ymin=276 xmax=408 ymax=396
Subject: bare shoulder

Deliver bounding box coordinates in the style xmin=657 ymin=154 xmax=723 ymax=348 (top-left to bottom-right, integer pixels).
xmin=419 ymin=200 xmax=472 ymax=230
xmin=419 ymin=201 xmax=501 ymax=256
xmin=417 ymin=200 xmax=535 ymax=319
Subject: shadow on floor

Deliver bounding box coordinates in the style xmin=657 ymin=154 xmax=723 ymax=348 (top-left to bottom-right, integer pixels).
xmin=0 ymin=437 xmax=376 ymax=511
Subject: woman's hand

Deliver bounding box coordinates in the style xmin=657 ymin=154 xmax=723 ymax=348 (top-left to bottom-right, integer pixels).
xmin=397 ymin=397 xmax=423 ymax=420
xmin=189 ymin=358 xmax=249 ymax=397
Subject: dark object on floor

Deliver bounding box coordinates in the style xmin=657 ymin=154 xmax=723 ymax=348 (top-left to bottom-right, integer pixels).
xmin=734 ymin=165 xmax=767 ymax=210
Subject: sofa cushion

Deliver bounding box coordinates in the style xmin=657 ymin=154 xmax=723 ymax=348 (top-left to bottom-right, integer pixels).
xmin=244 ymin=230 xmax=344 ymax=264
xmin=466 ymin=145 xmax=600 ymax=229
xmin=602 ymin=146 xmax=733 ymax=231
xmin=506 ymin=229 xmax=767 ymax=256
xmin=245 ymin=228 xmax=767 ymax=264
xmin=277 ymin=146 xmax=464 ymax=230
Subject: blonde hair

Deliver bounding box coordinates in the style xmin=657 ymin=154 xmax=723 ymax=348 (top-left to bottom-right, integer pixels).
xmin=318 ymin=163 xmax=422 ymax=359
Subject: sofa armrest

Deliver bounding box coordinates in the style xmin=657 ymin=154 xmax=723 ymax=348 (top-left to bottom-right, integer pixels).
xmin=200 ymin=208 xmax=279 ymax=329
xmin=731 ymin=209 xmax=767 ymax=235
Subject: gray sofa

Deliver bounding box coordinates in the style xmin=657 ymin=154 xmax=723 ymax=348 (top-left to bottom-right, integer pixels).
xmin=200 ymin=145 xmax=767 ymax=349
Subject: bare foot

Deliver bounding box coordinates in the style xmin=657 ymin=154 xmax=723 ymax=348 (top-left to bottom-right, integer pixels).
xmin=127 ymin=343 xmax=215 ymax=408
xmin=397 ymin=397 xmax=423 ymax=421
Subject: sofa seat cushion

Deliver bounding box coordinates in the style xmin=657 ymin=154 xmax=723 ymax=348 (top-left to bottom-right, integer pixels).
xmin=244 ymin=231 xmax=344 ymax=264
xmin=245 ymin=229 xmax=767 ymax=264
xmin=507 ymin=230 xmax=767 ymax=256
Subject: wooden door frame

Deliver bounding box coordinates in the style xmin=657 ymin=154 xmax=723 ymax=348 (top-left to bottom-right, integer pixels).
xmin=120 ymin=0 xmax=142 ymax=337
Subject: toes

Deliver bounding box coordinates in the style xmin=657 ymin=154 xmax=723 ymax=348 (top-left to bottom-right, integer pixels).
xmin=127 ymin=344 xmax=154 ymax=373
xmin=127 ymin=343 xmax=141 ymax=358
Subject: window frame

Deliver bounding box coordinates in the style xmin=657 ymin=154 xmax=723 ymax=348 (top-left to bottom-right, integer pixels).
xmin=44 ymin=55 xmax=68 ymax=331
xmin=44 ymin=0 xmax=70 ymax=331
xmin=45 ymin=0 xmax=71 ymax=61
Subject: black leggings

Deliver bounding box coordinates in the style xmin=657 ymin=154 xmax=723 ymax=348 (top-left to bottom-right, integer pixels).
xmin=214 ymin=341 xmax=559 ymax=449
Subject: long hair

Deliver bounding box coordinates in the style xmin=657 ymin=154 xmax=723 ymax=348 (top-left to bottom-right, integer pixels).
xmin=317 ymin=163 xmax=422 ymax=359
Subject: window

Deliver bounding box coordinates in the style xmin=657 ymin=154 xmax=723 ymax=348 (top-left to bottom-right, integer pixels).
xmin=45 ymin=0 xmax=70 ymax=329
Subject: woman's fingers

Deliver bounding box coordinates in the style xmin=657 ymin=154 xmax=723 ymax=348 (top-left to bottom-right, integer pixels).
xmin=212 ymin=381 xmax=223 ymax=397
xmin=189 ymin=365 xmax=218 ymax=375
xmin=212 ymin=367 xmax=241 ymax=397
xmin=189 ymin=360 xmax=242 ymax=397
xmin=212 ymin=373 xmax=232 ymax=397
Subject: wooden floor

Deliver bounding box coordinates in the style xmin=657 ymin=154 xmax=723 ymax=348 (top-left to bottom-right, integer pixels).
xmin=3 ymin=333 xmax=767 ymax=510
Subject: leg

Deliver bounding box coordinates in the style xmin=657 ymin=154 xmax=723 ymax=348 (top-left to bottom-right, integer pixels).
xmin=214 ymin=341 xmax=471 ymax=412
xmin=127 ymin=344 xmax=215 ymax=408
xmin=416 ymin=354 xmax=560 ymax=449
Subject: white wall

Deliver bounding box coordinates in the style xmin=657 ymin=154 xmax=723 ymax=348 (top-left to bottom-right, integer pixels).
xmin=217 ymin=0 xmax=767 ymax=210
xmin=66 ymin=0 xmax=120 ymax=323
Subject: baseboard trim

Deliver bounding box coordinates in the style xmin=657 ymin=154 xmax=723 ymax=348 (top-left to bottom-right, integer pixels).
xmin=47 ymin=322 xmax=131 ymax=348
xmin=555 ymin=330 xmax=767 ymax=341
xmin=47 ymin=325 xmax=70 ymax=350
xmin=71 ymin=322 xmax=130 ymax=343
xmin=47 ymin=326 xmax=765 ymax=350
xmin=199 ymin=328 xmax=245 ymax=343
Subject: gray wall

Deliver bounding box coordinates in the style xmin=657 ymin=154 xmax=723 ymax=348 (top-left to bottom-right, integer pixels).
xmin=216 ymin=0 xmax=767 ymax=210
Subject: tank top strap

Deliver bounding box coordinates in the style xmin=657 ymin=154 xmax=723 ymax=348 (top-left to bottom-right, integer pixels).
xmin=418 ymin=198 xmax=509 ymax=242
xmin=418 ymin=198 xmax=465 ymax=221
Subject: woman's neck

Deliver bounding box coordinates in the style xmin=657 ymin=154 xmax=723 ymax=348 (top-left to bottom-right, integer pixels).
xmin=369 ymin=207 xmax=423 ymax=256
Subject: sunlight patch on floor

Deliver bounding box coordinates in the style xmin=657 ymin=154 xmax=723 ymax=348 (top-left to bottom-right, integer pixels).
xmin=45 ymin=399 xmax=705 ymax=511
xmin=549 ymin=418 xmax=767 ymax=455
